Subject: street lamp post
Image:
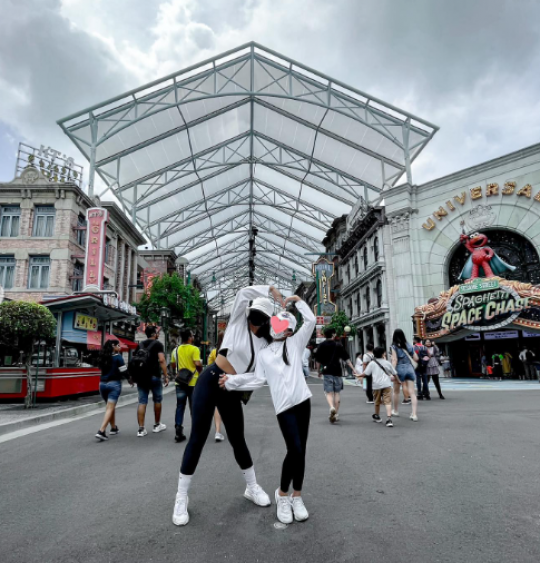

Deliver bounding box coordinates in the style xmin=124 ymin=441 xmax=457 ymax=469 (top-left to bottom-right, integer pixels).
xmin=160 ymin=306 xmax=170 ymax=358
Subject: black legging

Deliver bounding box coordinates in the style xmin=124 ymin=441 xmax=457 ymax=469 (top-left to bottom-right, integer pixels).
xmin=276 ymin=399 xmax=311 ymax=492
xmin=181 ymin=364 xmax=253 ymax=475
xmin=428 ymin=373 xmax=443 ymax=398
xmin=364 ymin=375 xmax=373 ymax=402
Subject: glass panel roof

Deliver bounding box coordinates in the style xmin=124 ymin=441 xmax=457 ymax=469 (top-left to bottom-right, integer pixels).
xmin=59 ymin=42 xmax=437 ymax=309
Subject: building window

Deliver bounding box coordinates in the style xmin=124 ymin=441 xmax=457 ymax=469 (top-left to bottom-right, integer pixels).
xmin=0 ymin=256 xmax=16 ymax=289
xmin=365 ymin=286 xmax=371 ymax=312
xmin=363 ymin=247 xmax=368 ymax=270
xmin=0 ymin=206 xmax=21 ymax=237
xmin=355 ymin=293 xmax=361 ymax=315
xmin=32 ymin=206 xmax=55 ymax=237
xmin=354 ymin=255 xmax=358 ymax=276
xmin=105 ymin=238 xmax=115 ymax=267
xmin=374 ymin=237 xmax=380 ymax=261
xmin=72 ymin=262 xmax=84 ymax=292
xmin=76 ymin=213 xmax=86 ymax=247
xmin=103 ymin=277 xmax=111 ymax=290
xmin=28 ymin=256 xmax=50 ymax=289
xmin=346 ymin=261 xmax=351 ymax=282
xmin=376 ymin=279 xmax=383 ymax=308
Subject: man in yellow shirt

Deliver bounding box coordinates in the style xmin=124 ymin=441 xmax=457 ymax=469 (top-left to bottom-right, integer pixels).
xmin=171 ymin=330 xmax=202 ymax=443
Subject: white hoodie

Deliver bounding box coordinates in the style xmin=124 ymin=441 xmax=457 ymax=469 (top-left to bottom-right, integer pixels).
xmin=225 ymin=300 xmax=316 ymax=414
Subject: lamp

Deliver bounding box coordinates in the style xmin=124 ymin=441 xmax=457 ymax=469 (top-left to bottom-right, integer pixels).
xmin=344 ymin=326 xmax=351 ymax=334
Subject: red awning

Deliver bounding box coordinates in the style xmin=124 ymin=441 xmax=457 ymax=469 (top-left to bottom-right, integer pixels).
xmin=86 ymin=331 xmax=138 ymax=352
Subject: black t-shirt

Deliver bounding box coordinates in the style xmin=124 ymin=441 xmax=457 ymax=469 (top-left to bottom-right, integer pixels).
xmin=100 ymin=354 xmax=127 ymax=382
xmin=138 ymin=339 xmax=165 ymax=376
xmin=315 ymin=340 xmax=350 ymax=376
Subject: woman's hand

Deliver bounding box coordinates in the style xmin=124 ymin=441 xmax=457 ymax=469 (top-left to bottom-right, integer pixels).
xmin=218 ymin=375 xmax=229 ymax=389
xmin=269 ymin=286 xmax=285 ymax=307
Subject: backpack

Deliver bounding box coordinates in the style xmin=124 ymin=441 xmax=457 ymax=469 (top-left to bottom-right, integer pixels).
xmin=128 ymin=340 xmax=159 ymax=387
xmin=526 ymin=350 xmax=535 ymax=363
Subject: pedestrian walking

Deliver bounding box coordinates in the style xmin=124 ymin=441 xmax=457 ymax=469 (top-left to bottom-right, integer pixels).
xmin=359 ymin=346 xmax=397 ymax=427
xmin=95 ymin=339 xmax=132 ymax=441
xmin=172 ymin=285 xmax=284 ymax=527
xmin=208 ymin=331 xmax=226 ymax=442
xmin=390 ymin=329 xmax=419 ymax=421
xmin=220 ymin=295 xmax=316 ymax=524
xmin=130 ymin=325 xmax=169 ymax=437
xmin=413 ymin=336 xmax=430 ymax=400
xmin=360 ymin=343 xmax=375 ymax=404
xmin=519 ymin=347 xmax=536 ymax=380
xmin=302 ymin=346 xmax=311 ymax=378
xmin=170 ymin=329 xmax=203 ymax=443
xmin=314 ymin=327 xmax=358 ymax=423
xmin=424 ymin=339 xmax=445 ymax=399
xmin=492 ymin=353 xmax=503 ymax=381
xmin=502 ymin=352 xmax=513 ymax=379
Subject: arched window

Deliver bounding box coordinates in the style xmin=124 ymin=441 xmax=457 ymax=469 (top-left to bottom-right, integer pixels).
xmin=374 ymin=236 xmax=379 ymax=261
xmin=447 ymin=229 xmax=540 ymax=287
xmin=376 ymin=279 xmax=383 ymax=308
xmin=363 ymin=247 xmax=368 ymax=269
xmin=365 ymin=286 xmax=371 ymax=311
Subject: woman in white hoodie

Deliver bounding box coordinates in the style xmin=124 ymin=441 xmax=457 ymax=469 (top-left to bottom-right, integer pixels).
xmin=220 ymin=295 xmax=316 ymax=525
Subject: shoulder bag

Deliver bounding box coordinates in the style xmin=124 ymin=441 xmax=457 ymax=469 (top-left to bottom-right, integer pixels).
xmin=173 ymin=346 xmax=197 ymax=385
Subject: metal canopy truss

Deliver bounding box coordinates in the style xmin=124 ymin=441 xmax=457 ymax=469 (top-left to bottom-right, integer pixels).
xmin=59 ymin=42 xmax=438 ymax=309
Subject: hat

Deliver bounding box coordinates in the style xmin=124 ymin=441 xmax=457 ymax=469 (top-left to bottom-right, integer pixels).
xmin=270 ymin=310 xmax=297 ymax=339
xmin=246 ymin=297 xmax=274 ymax=319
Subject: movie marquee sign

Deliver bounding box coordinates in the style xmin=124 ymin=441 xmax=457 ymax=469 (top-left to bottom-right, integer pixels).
xmin=414 ymin=277 xmax=540 ymax=339
xmin=83 ymin=207 xmax=109 ymax=292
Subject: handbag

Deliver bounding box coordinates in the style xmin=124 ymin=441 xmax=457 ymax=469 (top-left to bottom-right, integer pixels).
xmin=403 ymin=347 xmax=418 ymax=370
xmin=175 ymin=368 xmax=196 ymax=386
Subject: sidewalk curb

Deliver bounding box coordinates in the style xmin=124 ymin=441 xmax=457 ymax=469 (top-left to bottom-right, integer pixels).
xmin=0 ymin=385 xmax=175 ymax=437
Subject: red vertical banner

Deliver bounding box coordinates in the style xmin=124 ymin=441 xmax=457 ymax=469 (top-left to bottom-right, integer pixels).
xmin=84 ymin=207 xmax=109 ymax=291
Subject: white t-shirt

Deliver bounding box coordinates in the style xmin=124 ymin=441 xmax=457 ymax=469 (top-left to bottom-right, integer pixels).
xmin=363 ymin=358 xmax=396 ymax=390
xmin=302 ymin=348 xmax=311 ymax=367
xmin=362 ymin=353 xmax=374 ymax=371
xmin=225 ymin=300 xmax=316 ymax=414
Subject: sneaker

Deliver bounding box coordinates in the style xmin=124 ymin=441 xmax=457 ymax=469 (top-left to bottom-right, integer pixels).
xmin=275 ymin=489 xmax=293 ymax=524
xmin=410 ymin=414 xmax=418 ymax=422
xmin=417 ymin=395 xmax=424 ymax=401
xmin=244 ymin=484 xmax=271 ymax=507
xmin=391 ymin=410 xmax=399 ymax=417
xmin=425 ymin=396 xmax=431 ymax=401
xmin=366 ymin=400 xmax=374 ymax=404
xmin=172 ymin=494 xmax=189 ymax=526
xmin=439 ymin=395 xmax=446 ymax=400
xmin=385 ymin=419 xmax=394 ymax=427
xmin=137 ymin=427 xmax=147 ymax=437
xmin=153 ymin=423 xmax=167 ymax=433
xmin=291 ymin=496 xmax=309 ymax=522
xmin=215 ymin=432 xmax=225 ymax=442
xmin=334 ymin=413 xmax=340 ymax=422
xmin=372 ymin=414 xmax=382 ymax=423
xmin=175 ymin=426 xmax=186 ymax=443
xmin=402 ymin=399 xmax=412 ymax=405
xmin=95 ymin=430 xmax=108 ymax=441
xmin=109 ymin=426 xmax=119 ymax=435
xmin=329 ymin=407 xmax=337 ymax=424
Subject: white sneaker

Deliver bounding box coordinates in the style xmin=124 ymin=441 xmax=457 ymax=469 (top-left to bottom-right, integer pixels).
xmin=153 ymin=423 xmax=167 ymax=433
xmin=172 ymin=494 xmax=189 ymax=526
xmin=137 ymin=427 xmax=147 ymax=437
xmin=410 ymin=414 xmax=418 ymax=422
xmin=275 ymin=489 xmax=293 ymax=524
xmin=291 ymin=496 xmax=309 ymax=522
xmin=391 ymin=410 xmax=400 ymax=417
xmin=329 ymin=407 xmax=336 ymax=423
xmin=215 ymin=432 xmax=225 ymax=442
xmin=334 ymin=413 xmax=340 ymax=422
xmin=244 ymin=484 xmax=271 ymax=507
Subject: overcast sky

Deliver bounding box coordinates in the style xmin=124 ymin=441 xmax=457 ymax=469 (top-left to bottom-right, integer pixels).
xmin=1 ymin=0 xmax=540 ymax=188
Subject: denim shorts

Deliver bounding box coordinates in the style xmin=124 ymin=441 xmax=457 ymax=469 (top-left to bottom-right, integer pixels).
xmin=100 ymin=380 xmax=122 ymax=403
xmin=137 ymin=376 xmax=164 ymax=405
xmin=396 ymin=364 xmax=416 ymax=383
xmin=323 ymin=375 xmax=343 ymax=393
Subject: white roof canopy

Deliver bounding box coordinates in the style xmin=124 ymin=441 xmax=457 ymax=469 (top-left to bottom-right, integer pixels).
xmin=59 ymin=42 xmax=437 ymax=308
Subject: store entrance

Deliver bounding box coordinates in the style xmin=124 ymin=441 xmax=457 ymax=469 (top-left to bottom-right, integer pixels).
xmin=445 ymin=329 xmax=540 ymax=378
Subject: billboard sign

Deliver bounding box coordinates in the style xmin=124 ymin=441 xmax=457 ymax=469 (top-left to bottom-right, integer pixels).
xmin=83 ymin=207 xmax=109 ymax=292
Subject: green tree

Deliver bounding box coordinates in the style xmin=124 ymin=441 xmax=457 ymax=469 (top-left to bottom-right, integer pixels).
xmin=0 ymin=301 xmax=57 ymax=408
xmin=327 ymin=310 xmax=352 ymax=337
xmin=137 ymin=273 xmax=204 ymax=329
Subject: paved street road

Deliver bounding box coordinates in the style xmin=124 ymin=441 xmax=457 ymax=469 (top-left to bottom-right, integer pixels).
xmin=1 ymin=383 xmax=540 ymax=563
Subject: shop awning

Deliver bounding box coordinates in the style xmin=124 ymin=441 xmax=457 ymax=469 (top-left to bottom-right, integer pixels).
xmin=62 ymin=330 xmax=137 ymax=352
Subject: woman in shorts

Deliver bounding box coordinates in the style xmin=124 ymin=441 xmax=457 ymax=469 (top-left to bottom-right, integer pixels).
xmin=390 ymin=329 xmax=419 ymax=421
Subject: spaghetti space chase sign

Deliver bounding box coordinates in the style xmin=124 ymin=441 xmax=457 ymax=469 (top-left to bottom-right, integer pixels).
xmin=441 ymin=281 xmax=531 ymax=331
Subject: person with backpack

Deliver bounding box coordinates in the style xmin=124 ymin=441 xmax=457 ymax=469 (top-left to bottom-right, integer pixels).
xmin=95 ymin=339 xmax=132 ymax=441
xmin=360 ymin=343 xmax=375 ymax=404
xmin=170 ymin=329 xmax=203 ymax=443
xmin=519 ymin=347 xmax=536 ymax=380
xmin=358 ymin=346 xmax=397 ymax=427
xmin=390 ymin=329 xmax=419 ymax=421
xmin=413 ymin=336 xmax=430 ymax=400
xmin=129 ymin=325 xmax=169 ymax=437
xmin=172 ymin=285 xmax=285 ymax=527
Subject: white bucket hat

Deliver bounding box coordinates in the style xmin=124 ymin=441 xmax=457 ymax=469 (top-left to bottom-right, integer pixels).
xmin=246 ymin=297 xmax=274 ymax=319
xmin=270 ymin=310 xmax=297 ymax=339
